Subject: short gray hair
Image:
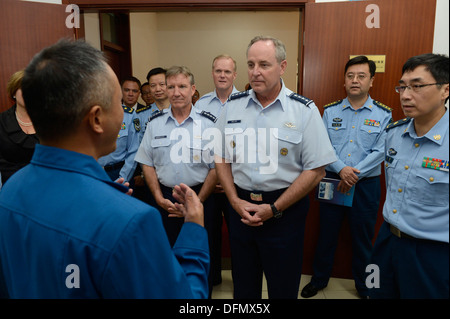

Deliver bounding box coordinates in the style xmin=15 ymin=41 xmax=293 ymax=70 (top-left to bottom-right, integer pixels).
xmin=246 ymin=36 xmax=286 ymax=63
xmin=165 ymin=65 xmax=195 ymax=85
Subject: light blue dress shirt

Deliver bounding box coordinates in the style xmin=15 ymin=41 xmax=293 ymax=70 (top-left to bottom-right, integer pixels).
xmin=323 ymin=96 xmax=392 ymax=178
xmin=135 ymin=103 xmax=160 ymax=142
xmin=97 ymin=105 xmax=140 ymax=182
xmin=382 ymin=110 xmax=449 ymax=243
xmin=135 ymin=106 xmax=216 ymax=188
xmin=195 ymin=86 xmax=239 ymax=118
xmin=215 ymin=80 xmax=337 ymax=192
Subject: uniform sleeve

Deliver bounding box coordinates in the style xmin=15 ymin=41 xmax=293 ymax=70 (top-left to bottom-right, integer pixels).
xmin=301 ymin=104 xmax=337 ymax=170
xmin=354 ymin=112 xmax=393 ymax=177
xmin=322 ymin=108 xmax=346 ymax=174
xmin=119 ymin=113 xmax=139 ymax=182
xmin=101 ymin=209 xmax=209 ymax=299
xmin=134 ymin=122 xmax=155 ymax=167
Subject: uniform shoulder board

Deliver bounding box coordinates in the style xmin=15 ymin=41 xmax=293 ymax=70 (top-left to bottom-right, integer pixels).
xmin=386 ymin=117 xmax=411 ymax=130
xmin=200 ymin=110 xmax=217 ymax=123
xmin=149 ymin=110 xmax=164 ymax=122
xmin=228 ymin=90 xmax=249 ymax=101
xmin=123 ymin=105 xmax=134 ymax=114
xmin=323 ymin=100 xmax=343 ymax=109
xmin=373 ymin=100 xmax=393 ymax=112
xmin=136 ymin=105 xmax=151 ymax=113
xmin=289 ymin=93 xmax=313 ymax=106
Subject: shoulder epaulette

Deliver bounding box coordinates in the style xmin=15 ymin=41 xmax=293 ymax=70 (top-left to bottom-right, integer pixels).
xmin=373 ymin=100 xmax=393 ymax=112
xmin=136 ymin=104 xmax=151 ymax=113
xmin=200 ymin=110 xmax=217 ymax=123
xmin=148 ymin=110 xmax=164 ymax=122
xmin=122 ymin=105 xmax=134 ymax=114
xmin=289 ymin=93 xmax=313 ymax=106
xmin=323 ymin=100 xmax=343 ymax=109
xmin=229 ymin=91 xmax=249 ymax=101
xmin=386 ymin=117 xmax=411 ymax=130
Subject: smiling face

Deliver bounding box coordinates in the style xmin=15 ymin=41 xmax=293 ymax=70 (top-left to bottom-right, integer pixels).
xmin=398 ymin=65 xmax=449 ymax=121
xmin=344 ymin=63 xmax=374 ymax=99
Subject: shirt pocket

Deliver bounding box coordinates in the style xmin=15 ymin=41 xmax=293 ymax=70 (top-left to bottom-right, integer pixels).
xmin=359 ymin=125 xmax=381 ymax=148
xmin=410 ymin=169 xmax=449 ymax=206
xmin=327 ymin=122 xmax=347 ymax=145
xmin=273 ymin=128 xmax=302 ymax=164
xmin=186 ymin=139 xmax=214 ymax=167
xmin=150 ymin=137 xmax=171 ymax=166
xmin=384 ymin=156 xmax=398 ymax=188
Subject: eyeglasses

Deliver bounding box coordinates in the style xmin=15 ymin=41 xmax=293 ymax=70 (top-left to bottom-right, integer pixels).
xmin=345 ymin=73 xmax=369 ymax=81
xmin=395 ymin=83 xmax=446 ymax=93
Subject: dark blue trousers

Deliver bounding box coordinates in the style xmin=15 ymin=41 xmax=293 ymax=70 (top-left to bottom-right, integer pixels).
xmin=229 ymin=186 xmax=309 ymax=299
xmin=311 ymin=175 xmax=380 ymax=296
xmin=369 ymin=222 xmax=449 ymax=299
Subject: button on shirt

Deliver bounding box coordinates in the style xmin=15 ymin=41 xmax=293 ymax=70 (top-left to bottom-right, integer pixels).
xmin=135 ymin=106 xmax=216 ymax=188
xmin=383 ymin=110 xmax=449 ymax=243
xmin=97 ymin=105 xmax=140 ymax=182
xmin=323 ymin=96 xmax=392 ymax=178
xmin=215 ymin=80 xmax=337 ymax=192
xmin=195 ymin=86 xmax=239 ymax=118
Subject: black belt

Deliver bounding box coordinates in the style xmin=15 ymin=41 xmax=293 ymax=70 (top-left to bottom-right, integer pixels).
xmin=388 ymin=223 xmax=437 ymax=243
xmin=104 ymin=161 xmax=125 ymax=172
xmin=235 ymin=184 xmax=287 ymax=204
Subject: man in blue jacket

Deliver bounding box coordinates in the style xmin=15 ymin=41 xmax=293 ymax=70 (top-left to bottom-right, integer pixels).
xmin=0 ymin=39 xmax=209 ymax=299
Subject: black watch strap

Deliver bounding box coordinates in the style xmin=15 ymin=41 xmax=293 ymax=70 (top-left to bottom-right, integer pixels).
xmin=270 ymin=203 xmax=283 ymax=219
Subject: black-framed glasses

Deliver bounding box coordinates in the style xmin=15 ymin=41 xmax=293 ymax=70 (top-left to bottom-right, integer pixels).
xmin=395 ymin=83 xmax=447 ymax=93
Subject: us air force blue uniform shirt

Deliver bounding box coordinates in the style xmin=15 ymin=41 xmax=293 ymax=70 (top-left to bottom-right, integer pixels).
xmin=322 ymin=96 xmax=392 ymax=178
xmin=0 ymin=144 xmax=209 ymax=298
xmin=97 ymin=105 xmax=140 ymax=182
xmin=135 ymin=106 xmax=216 ymax=188
xmin=195 ymin=86 xmax=239 ymax=117
xmin=383 ymin=110 xmax=449 ymax=243
xmin=215 ymin=80 xmax=337 ymax=192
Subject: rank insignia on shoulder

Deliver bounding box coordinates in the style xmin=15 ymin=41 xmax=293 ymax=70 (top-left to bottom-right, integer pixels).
xmin=136 ymin=105 xmax=150 ymax=113
xmin=386 ymin=117 xmax=410 ymax=130
xmin=149 ymin=110 xmax=164 ymax=122
xmin=229 ymin=91 xmax=250 ymax=101
xmin=133 ymin=118 xmax=140 ymax=132
xmin=122 ymin=105 xmax=134 ymax=114
xmin=289 ymin=93 xmax=313 ymax=106
xmin=373 ymin=100 xmax=393 ymax=112
xmin=323 ymin=100 xmax=343 ymax=109
xmin=200 ymin=110 xmax=217 ymax=123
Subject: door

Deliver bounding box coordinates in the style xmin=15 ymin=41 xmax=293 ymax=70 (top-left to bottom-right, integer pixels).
xmin=0 ymin=0 xmax=75 ymax=112
xmin=302 ymin=0 xmax=436 ymax=278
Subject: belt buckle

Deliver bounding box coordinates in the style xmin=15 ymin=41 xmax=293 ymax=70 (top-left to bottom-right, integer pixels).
xmin=250 ymin=192 xmax=263 ymax=202
xmin=390 ymin=224 xmax=402 ymax=238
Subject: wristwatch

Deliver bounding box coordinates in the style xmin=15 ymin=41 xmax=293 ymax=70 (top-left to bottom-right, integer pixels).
xmin=270 ymin=203 xmax=283 ymax=219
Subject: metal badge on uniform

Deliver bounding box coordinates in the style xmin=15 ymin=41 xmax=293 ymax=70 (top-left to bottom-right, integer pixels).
xmin=422 ymin=157 xmax=449 ymax=172
xmin=388 ymin=148 xmax=397 ymax=156
xmin=385 ymin=155 xmax=394 ymax=164
xmin=230 ymin=140 xmax=236 ymax=148
xmin=332 ymin=123 xmax=342 ymax=127
xmin=280 ymin=148 xmax=288 ymax=156
xmin=133 ymin=118 xmax=140 ymax=132
xmin=332 ymin=118 xmax=342 ymax=122
xmin=250 ymin=192 xmax=263 ymax=201
xmin=284 ymin=122 xmax=296 ymax=128
xmin=433 ymin=135 xmax=441 ymax=141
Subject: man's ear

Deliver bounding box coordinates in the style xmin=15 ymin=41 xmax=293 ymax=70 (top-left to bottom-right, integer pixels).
xmin=87 ymin=105 xmax=104 ymax=134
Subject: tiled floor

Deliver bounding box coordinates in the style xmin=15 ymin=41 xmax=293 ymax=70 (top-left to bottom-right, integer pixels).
xmin=211 ymin=270 xmax=360 ymax=299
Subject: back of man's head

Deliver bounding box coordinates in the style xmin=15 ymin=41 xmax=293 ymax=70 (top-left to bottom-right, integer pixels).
xmin=21 ymin=39 xmax=113 ymax=142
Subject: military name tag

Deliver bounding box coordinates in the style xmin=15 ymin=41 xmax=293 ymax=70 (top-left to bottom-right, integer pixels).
xmin=422 ymin=157 xmax=449 ymax=172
